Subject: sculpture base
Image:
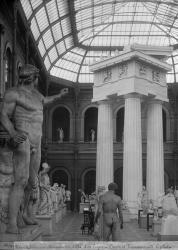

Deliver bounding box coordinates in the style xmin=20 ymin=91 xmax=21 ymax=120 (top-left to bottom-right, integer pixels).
xmin=158 ymin=233 xmax=178 ymax=241
xmin=0 ymin=225 xmax=42 ymax=242
xmin=36 ymin=214 xmax=54 ymax=236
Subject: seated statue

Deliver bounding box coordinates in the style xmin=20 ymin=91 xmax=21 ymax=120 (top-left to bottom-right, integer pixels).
xmin=37 ymin=163 xmax=53 ymax=215
xmin=160 ymin=188 xmax=178 ymax=235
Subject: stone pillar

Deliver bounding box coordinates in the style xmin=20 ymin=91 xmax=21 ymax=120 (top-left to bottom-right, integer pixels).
xmin=0 ymin=24 xmax=5 ymax=98
xmin=147 ymin=100 xmax=164 ymax=203
xmin=123 ymin=94 xmax=142 ymax=215
xmin=96 ymin=100 xmax=113 ymax=189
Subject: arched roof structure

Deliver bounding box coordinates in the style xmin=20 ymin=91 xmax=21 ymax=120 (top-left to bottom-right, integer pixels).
xmin=20 ymin=0 xmax=178 ymax=84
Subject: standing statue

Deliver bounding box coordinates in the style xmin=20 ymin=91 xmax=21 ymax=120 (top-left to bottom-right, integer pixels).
xmin=37 ymin=162 xmax=53 ymax=215
xmin=137 ymin=186 xmax=149 ymax=214
xmin=50 ymin=183 xmax=59 ymax=211
xmin=90 ymin=129 xmax=95 ymax=142
xmin=0 ymin=64 xmax=68 ymax=233
xmin=57 ymin=128 xmax=64 ymax=142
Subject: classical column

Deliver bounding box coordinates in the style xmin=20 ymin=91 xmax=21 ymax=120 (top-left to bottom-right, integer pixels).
xmin=96 ymin=100 xmax=113 ymax=189
xmin=0 ymin=24 xmax=5 ymax=98
xmin=147 ymin=100 xmax=164 ymax=203
xmin=123 ymin=94 xmax=142 ymax=214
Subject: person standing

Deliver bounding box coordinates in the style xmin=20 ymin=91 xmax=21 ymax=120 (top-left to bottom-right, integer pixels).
xmin=94 ymin=182 xmax=123 ymax=241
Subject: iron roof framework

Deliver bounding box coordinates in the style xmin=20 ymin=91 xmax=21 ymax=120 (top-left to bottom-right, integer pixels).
xmin=20 ymin=0 xmax=178 ymax=84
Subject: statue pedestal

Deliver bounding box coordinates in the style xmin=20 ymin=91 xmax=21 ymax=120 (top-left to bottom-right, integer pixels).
xmin=36 ymin=215 xmax=54 ymax=236
xmin=122 ymin=210 xmax=131 ymax=222
xmin=79 ymin=203 xmax=90 ymax=213
xmin=152 ymin=219 xmax=162 ymax=236
xmin=0 ymin=225 xmax=42 ymax=242
xmin=55 ymin=209 xmax=62 ymax=223
xmin=62 ymin=204 xmax=67 ymax=216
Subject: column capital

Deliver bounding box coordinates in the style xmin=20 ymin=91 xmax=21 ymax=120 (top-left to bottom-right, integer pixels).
xmin=124 ymin=93 xmax=142 ymax=100
xmin=97 ymin=99 xmax=113 ymax=105
xmin=147 ymin=99 xmax=163 ymax=105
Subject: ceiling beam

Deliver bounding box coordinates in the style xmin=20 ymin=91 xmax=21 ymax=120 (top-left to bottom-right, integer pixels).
xmin=67 ymin=0 xmax=78 ymax=46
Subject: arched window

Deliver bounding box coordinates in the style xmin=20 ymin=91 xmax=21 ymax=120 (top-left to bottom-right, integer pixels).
xmin=84 ymin=107 xmax=98 ymax=142
xmin=52 ymin=107 xmax=70 ymax=142
xmin=84 ymin=170 xmax=96 ymax=195
xmin=116 ymin=107 xmax=124 ymax=142
xmin=162 ymin=109 xmax=167 ymax=142
xmin=4 ymin=48 xmax=12 ymax=90
xmin=51 ymin=169 xmax=68 ymax=188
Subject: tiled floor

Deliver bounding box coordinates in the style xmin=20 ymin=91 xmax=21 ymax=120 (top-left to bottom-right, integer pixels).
xmin=43 ymin=212 xmax=157 ymax=241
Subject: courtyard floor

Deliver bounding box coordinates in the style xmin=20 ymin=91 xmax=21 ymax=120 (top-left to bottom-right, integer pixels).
xmin=43 ymin=211 xmax=157 ymax=242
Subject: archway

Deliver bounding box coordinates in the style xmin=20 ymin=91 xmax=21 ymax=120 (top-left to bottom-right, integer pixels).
xmin=116 ymin=107 xmax=124 ymax=142
xmin=84 ymin=107 xmax=98 ymax=142
xmin=50 ymin=169 xmax=69 ymax=189
xmin=52 ymin=107 xmax=70 ymax=141
xmin=114 ymin=168 xmax=123 ymax=198
xmin=83 ymin=170 xmax=96 ymax=195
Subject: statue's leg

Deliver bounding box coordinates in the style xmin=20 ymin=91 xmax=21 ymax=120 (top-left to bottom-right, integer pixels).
xmin=23 ymin=143 xmax=41 ymax=224
xmin=6 ymin=140 xmax=30 ymax=234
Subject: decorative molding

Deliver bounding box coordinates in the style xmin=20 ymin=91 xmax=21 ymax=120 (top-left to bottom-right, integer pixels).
xmin=139 ymin=63 xmax=147 ymax=76
xmin=152 ymin=70 xmax=160 ymax=83
xmin=118 ymin=63 xmax=128 ymax=78
xmin=103 ymin=68 xmax=112 ymax=82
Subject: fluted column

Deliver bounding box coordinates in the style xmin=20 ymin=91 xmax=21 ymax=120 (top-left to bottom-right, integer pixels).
xmin=123 ymin=94 xmax=142 ymax=215
xmin=147 ymin=100 xmax=164 ymax=204
xmin=96 ymin=100 xmax=113 ymax=190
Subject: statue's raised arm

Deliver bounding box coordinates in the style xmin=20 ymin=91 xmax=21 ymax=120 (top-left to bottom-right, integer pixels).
xmin=43 ymin=88 xmax=68 ymax=105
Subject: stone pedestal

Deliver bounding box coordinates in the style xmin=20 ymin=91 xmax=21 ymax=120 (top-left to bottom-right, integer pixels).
xmin=79 ymin=202 xmax=90 ymax=214
xmin=96 ymin=101 xmax=113 ymax=189
xmin=152 ymin=219 xmax=162 ymax=236
xmin=147 ymin=101 xmax=164 ymax=203
xmin=0 ymin=148 xmax=13 ymax=233
xmin=123 ymin=94 xmax=142 ymax=216
xmin=0 ymin=225 xmax=42 ymax=242
xmin=55 ymin=209 xmax=62 ymax=223
xmin=35 ymin=215 xmax=54 ymax=236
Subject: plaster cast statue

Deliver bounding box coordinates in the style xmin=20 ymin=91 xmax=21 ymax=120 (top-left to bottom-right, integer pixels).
xmin=50 ymin=183 xmax=59 ymax=211
xmin=78 ymin=189 xmax=87 ymax=203
xmin=90 ymin=129 xmax=95 ymax=142
xmin=37 ymin=163 xmax=53 ymax=215
xmin=137 ymin=186 xmax=149 ymax=213
xmin=57 ymin=128 xmax=64 ymax=142
xmin=0 ymin=64 xmax=68 ymax=233
xmin=160 ymin=188 xmax=178 ymax=235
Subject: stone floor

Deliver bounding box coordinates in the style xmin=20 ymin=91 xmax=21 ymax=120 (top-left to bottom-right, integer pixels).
xmin=43 ymin=212 xmax=157 ymax=241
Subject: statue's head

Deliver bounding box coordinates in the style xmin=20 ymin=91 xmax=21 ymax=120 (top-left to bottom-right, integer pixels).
xmin=108 ymin=182 xmax=118 ymax=191
xmin=42 ymin=162 xmax=50 ymax=171
xmin=19 ymin=64 xmax=39 ymax=86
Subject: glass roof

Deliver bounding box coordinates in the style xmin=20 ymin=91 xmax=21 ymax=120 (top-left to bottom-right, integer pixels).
xmin=20 ymin=0 xmax=178 ymax=84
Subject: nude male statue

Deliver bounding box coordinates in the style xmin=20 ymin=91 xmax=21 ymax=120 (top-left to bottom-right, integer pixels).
xmin=0 ymin=64 xmax=68 ymax=233
xmin=94 ymin=182 xmax=123 ymax=241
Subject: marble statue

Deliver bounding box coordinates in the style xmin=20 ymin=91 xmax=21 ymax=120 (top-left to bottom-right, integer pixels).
xmin=90 ymin=129 xmax=95 ymax=142
xmin=160 ymin=188 xmax=178 ymax=235
xmin=65 ymin=189 xmax=71 ymax=210
xmin=37 ymin=163 xmax=53 ymax=215
xmin=57 ymin=128 xmax=64 ymax=142
xmin=0 ymin=64 xmax=68 ymax=233
xmin=50 ymin=183 xmax=59 ymax=211
xmin=137 ymin=186 xmax=149 ymax=213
